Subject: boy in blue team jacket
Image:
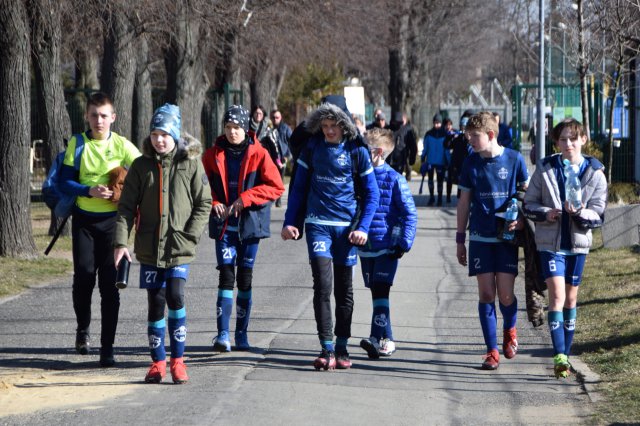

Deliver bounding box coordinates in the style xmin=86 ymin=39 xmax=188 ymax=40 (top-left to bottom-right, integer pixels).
xmin=358 ymin=128 xmax=417 ymax=359
xmin=282 ymin=103 xmax=380 ymax=370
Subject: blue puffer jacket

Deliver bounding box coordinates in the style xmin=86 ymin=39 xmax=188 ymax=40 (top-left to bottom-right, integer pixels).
xmin=360 ymin=163 xmax=418 ymax=254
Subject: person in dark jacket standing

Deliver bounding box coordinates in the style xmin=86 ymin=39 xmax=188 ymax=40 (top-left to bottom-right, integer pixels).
xmin=114 ymin=104 xmax=212 ymax=384
xmin=444 ymin=112 xmax=473 ymax=203
xmin=421 ymin=113 xmax=447 ymax=206
xmin=202 ymin=105 xmax=284 ymax=353
xmin=270 ymin=109 xmax=292 ymax=207
xmin=387 ymin=112 xmax=418 ymax=181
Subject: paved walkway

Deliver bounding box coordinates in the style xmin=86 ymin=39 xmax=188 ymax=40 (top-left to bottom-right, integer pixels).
xmin=0 ymin=179 xmax=594 ymax=425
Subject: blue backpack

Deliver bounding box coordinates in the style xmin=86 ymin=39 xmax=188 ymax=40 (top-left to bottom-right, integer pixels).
xmin=42 ymin=134 xmax=85 ymax=218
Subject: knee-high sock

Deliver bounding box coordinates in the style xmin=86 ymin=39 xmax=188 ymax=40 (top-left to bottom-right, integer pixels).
xmin=148 ymin=318 xmax=166 ymax=362
xmin=478 ymin=302 xmax=498 ymax=351
xmin=371 ymin=298 xmax=390 ymax=340
xmin=499 ymin=297 xmax=518 ymax=331
xmin=563 ymin=307 xmax=577 ymax=356
xmin=548 ymin=311 xmax=565 ymax=355
xmin=168 ymin=307 xmax=186 ymax=359
xmin=235 ymin=290 xmax=252 ymax=336
xmin=217 ymin=289 xmax=234 ymax=334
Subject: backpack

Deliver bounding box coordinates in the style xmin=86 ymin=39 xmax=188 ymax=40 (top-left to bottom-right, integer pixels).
xmin=42 ymin=134 xmax=85 ymax=218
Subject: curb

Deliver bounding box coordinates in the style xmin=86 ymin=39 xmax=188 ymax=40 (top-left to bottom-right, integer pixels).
xmin=572 ymin=356 xmax=603 ymax=403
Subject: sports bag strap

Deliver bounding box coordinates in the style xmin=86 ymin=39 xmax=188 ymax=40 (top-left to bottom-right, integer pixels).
xmin=73 ymin=133 xmax=85 ymax=170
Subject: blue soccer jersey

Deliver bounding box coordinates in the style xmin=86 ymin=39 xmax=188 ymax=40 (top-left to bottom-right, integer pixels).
xmin=459 ymin=147 xmax=529 ymax=241
xmin=298 ymin=139 xmax=373 ymax=226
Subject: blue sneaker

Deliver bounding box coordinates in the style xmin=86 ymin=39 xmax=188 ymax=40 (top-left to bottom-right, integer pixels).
xmin=234 ymin=331 xmax=250 ymax=351
xmin=212 ymin=331 xmax=231 ymax=352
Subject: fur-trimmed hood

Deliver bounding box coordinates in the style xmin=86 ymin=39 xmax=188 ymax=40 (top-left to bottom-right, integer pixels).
xmin=305 ymin=103 xmax=358 ymax=141
xmin=142 ymin=133 xmax=203 ymax=160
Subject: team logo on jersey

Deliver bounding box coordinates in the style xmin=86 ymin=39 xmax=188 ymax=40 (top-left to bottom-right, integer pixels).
xmin=374 ymin=313 xmax=388 ymax=327
xmin=237 ymin=306 xmax=247 ymax=319
xmin=173 ymin=326 xmax=187 ymax=342
xmin=149 ymin=335 xmax=162 ymax=349
xmin=550 ymin=320 xmax=561 ymax=331
xmin=497 ymin=167 xmax=509 ymax=180
xmin=564 ymin=319 xmax=576 ymax=331
xmin=337 ymin=153 xmax=348 ymax=166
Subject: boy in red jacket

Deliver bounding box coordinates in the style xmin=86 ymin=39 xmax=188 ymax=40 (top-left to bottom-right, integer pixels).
xmin=202 ymin=105 xmax=284 ymax=352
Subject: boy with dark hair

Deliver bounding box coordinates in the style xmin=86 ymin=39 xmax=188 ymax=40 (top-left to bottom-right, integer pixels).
xmin=114 ymin=104 xmax=211 ymax=384
xmin=282 ymin=103 xmax=380 ymax=370
xmin=524 ymin=118 xmax=607 ymax=378
xmin=58 ymin=91 xmax=141 ymax=367
xmin=455 ymin=111 xmax=529 ymax=370
xmin=358 ymin=128 xmax=417 ymax=358
xmin=202 ymin=105 xmax=284 ymax=352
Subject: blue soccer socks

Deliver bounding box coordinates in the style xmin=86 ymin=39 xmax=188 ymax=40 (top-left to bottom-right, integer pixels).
xmin=217 ymin=289 xmax=234 ymax=334
xmin=168 ymin=308 xmax=186 ymax=359
xmin=563 ymin=307 xmax=577 ymax=356
xmin=148 ymin=318 xmax=166 ymax=362
xmin=478 ymin=302 xmax=498 ymax=351
xmin=548 ymin=311 xmax=565 ymax=355
xmin=235 ymin=290 xmax=252 ymax=350
xmin=499 ymin=298 xmax=518 ymax=331
xmin=371 ymin=298 xmax=391 ymax=341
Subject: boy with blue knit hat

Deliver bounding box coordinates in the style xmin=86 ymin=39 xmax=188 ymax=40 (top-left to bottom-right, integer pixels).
xmin=114 ymin=103 xmax=212 ymax=384
xmin=202 ymin=105 xmax=284 ymax=352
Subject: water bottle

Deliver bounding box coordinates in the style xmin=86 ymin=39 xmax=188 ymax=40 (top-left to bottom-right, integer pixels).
xmin=563 ymin=159 xmax=582 ymax=210
xmin=115 ymin=257 xmax=130 ymax=289
xmin=502 ymin=198 xmax=519 ymax=241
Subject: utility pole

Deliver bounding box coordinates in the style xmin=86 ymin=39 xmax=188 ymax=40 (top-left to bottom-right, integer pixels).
xmin=536 ymin=0 xmax=546 ymax=162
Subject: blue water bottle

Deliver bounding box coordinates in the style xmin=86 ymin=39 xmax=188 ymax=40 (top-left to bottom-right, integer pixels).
xmin=502 ymin=198 xmax=519 ymax=241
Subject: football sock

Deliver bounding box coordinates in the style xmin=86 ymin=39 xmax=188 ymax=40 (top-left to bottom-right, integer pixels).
xmin=478 ymin=302 xmax=498 ymax=351
xmin=563 ymin=307 xmax=577 ymax=356
xmin=499 ymin=297 xmax=518 ymax=331
xmin=335 ymin=337 xmax=348 ymax=353
xmin=148 ymin=317 xmax=166 ymax=362
xmin=235 ymin=290 xmax=252 ymax=334
xmin=548 ymin=311 xmax=565 ymax=355
xmin=217 ymin=289 xmax=233 ymax=335
xmin=168 ymin=308 xmax=186 ymax=359
xmin=371 ymin=298 xmax=390 ymax=340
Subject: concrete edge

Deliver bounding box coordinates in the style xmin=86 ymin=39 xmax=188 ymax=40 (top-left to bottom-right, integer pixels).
xmin=571 ymin=356 xmax=604 ymax=403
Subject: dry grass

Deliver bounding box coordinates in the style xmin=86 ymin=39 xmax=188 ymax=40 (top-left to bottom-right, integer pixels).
xmin=574 ymin=229 xmax=640 ymax=424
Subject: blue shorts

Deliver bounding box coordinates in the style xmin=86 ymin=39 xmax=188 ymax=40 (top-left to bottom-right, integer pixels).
xmin=359 ymin=255 xmax=398 ymax=287
xmin=139 ymin=264 xmax=190 ymax=289
xmin=215 ymin=231 xmax=260 ymax=268
xmin=468 ymin=241 xmax=518 ymax=277
xmin=305 ymin=223 xmax=358 ymax=266
xmin=539 ymin=251 xmax=586 ymax=286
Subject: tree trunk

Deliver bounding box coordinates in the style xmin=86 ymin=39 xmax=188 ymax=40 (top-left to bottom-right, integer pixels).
xmin=607 ymin=61 xmax=623 ymax=183
xmin=249 ymin=58 xmax=276 ymax=110
xmin=101 ymin=9 xmax=137 ymax=139
xmin=388 ymin=3 xmax=410 ymax=119
xmin=165 ymin=6 xmax=210 ymax=140
xmin=0 ymin=0 xmax=37 ymax=257
xmin=133 ymin=35 xmax=152 ymax=147
xmin=30 ymin=0 xmax=73 ymax=237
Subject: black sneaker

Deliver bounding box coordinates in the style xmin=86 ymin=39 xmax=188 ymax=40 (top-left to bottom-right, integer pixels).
xmin=335 ymin=351 xmax=352 ymax=369
xmin=427 ymin=197 xmax=435 ymax=206
xmin=75 ymin=331 xmax=90 ymax=355
xmin=313 ymin=349 xmax=336 ymax=371
xmin=99 ymin=346 xmax=115 ymax=367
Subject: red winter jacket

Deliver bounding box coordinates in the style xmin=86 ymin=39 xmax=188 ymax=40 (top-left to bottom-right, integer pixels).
xmin=202 ymin=134 xmax=284 ymax=240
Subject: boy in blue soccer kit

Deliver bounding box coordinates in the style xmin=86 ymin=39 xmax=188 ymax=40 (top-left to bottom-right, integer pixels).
xmin=455 ymin=112 xmax=529 ymax=370
xmin=282 ymin=103 xmax=380 ymax=370
xmin=358 ymin=128 xmax=417 ymax=358
xmin=114 ymin=104 xmax=212 ymax=384
xmin=524 ymin=119 xmax=607 ymax=378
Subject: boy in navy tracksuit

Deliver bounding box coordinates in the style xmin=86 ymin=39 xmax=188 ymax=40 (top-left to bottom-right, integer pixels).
xmin=358 ymin=128 xmax=417 ymax=358
xmin=282 ymin=103 xmax=380 ymax=370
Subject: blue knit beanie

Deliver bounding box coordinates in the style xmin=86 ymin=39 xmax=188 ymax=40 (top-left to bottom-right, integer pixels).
xmin=150 ymin=103 xmax=181 ymax=141
xmin=223 ymin=105 xmax=250 ymax=132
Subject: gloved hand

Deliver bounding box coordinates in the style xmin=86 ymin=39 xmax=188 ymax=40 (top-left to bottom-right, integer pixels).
xmin=389 ymin=246 xmax=406 ymax=259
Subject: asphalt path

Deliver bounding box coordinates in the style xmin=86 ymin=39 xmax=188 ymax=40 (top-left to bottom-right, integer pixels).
xmin=0 ymin=178 xmax=593 ymax=425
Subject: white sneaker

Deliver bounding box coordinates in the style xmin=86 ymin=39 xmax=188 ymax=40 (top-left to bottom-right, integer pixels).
xmin=360 ymin=337 xmax=381 ymax=359
xmin=379 ymin=339 xmax=396 ymax=356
